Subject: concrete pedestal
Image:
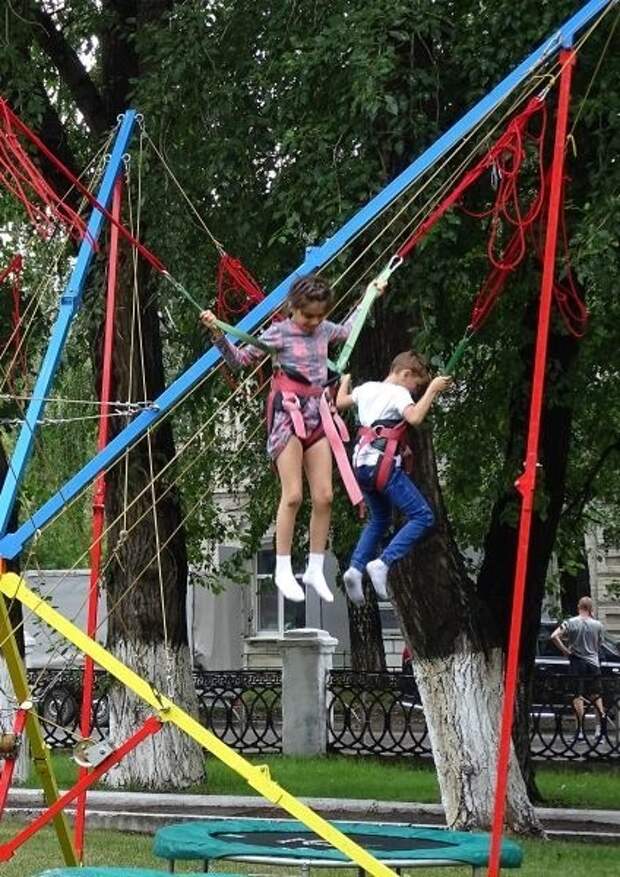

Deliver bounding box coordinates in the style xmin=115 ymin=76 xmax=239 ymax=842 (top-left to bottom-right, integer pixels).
xmin=279 ymin=628 xmax=337 ymax=756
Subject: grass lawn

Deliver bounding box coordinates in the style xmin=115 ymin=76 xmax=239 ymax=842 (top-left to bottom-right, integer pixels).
xmin=25 ymin=752 xmax=620 ymax=811
xmin=1 ymin=820 xmax=619 ymax=877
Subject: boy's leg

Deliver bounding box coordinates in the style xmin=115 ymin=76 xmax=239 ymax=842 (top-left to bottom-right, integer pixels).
xmin=302 ymin=437 xmax=334 ymax=602
xmin=380 ymin=468 xmax=434 ymax=566
xmin=345 ymin=476 xmax=391 ymax=605
xmin=274 ymin=438 xmax=305 ymax=601
xmin=350 ymin=482 xmax=392 ymax=572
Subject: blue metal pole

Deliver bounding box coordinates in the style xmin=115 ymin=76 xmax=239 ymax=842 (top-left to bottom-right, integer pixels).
xmin=0 ymin=1 xmax=613 ymax=559
xmin=0 ymin=112 xmax=137 ymax=538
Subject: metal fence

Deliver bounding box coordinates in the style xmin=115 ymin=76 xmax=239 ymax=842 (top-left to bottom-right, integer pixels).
xmin=25 ymin=668 xmax=282 ymax=754
xmin=327 ymin=670 xmax=431 ymax=756
xmin=326 ymin=669 xmax=620 ymax=761
xmin=23 ymin=667 xmax=620 ymax=760
xmin=194 ymin=670 xmax=281 ymax=753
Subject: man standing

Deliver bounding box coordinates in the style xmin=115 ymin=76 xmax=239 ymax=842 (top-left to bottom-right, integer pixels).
xmin=551 ymin=597 xmax=606 ymax=739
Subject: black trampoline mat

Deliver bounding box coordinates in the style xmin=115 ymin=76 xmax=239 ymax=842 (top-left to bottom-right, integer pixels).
xmin=215 ymin=830 xmax=452 ymax=852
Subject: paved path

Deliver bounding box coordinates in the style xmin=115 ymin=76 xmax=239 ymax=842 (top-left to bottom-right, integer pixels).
xmin=6 ymin=789 xmax=620 ymax=842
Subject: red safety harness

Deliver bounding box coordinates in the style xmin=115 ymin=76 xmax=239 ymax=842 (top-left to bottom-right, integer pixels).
xmin=355 ymin=419 xmax=409 ymax=492
xmin=267 ymin=370 xmax=363 ymax=505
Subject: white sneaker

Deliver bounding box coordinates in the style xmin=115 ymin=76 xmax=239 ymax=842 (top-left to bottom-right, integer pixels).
xmin=302 ymin=569 xmax=334 ymax=602
xmin=366 ymin=558 xmax=389 ymax=600
xmin=343 ymin=567 xmax=364 ymax=606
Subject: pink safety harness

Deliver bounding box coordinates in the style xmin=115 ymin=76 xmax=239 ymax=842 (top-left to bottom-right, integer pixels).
xmin=267 ymin=371 xmax=363 ymax=505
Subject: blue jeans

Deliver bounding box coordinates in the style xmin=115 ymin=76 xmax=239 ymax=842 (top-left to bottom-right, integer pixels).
xmin=350 ymin=464 xmax=434 ymax=571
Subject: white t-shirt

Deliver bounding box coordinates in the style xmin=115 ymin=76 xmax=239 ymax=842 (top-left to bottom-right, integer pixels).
xmin=351 ymin=381 xmax=413 ymax=467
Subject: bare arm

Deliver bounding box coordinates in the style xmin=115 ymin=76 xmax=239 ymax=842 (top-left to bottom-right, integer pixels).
xmin=200 ymin=309 xmax=278 ymax=369
xmin=336 ymin=373 xmax=355 ymax=410
xmin=550 ymin=625 xmax=571 ymax=656
xmin=403 ymin=376 xmax=452 ymax=426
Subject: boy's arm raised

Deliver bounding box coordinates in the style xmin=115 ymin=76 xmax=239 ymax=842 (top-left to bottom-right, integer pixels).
xmin=336 ymin=373 xmax=356 ymax=410
xmin=403 ymin=375 xmax=451 ymax=426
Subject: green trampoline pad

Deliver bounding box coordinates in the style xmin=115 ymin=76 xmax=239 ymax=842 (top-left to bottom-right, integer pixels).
xmin=153 ymin=819 xmax=523 ymax=869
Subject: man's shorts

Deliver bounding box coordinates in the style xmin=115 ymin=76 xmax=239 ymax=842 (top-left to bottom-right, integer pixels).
xmin=569 ymin=654 xmax=602 ymax=698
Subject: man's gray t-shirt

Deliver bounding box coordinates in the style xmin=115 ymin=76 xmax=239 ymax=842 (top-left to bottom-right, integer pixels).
xmin=561 ymin=616 xmax=603 ymax=667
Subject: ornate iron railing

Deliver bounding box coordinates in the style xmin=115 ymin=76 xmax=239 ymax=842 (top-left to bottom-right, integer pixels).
xmin=193 ymin=670 xmax=282 ymax=753
xmin=26 ymin=668 xmax=110 ymax=749
xmin=24 ymin=668 xmax=282 ymax=753
xmin=327 ymin=669 xmax=620 ymax=760
xmin=21 ymin=667 xmax=620 ymax=761
xmin=327 ymin=670 xmax=431 ymax=756
xmin=529 ymin=674 xmax=620 ymax=760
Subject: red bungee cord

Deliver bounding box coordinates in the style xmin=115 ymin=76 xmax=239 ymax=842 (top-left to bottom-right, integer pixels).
xmin=216 ymin=253 xmax=265 ymax=323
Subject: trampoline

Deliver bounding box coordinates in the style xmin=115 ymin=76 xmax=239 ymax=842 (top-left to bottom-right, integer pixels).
xmin=153 ymin=817 xmax=523 ymax=875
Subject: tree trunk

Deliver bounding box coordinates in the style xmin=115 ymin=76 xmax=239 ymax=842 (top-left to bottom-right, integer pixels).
xmin=390 ymin=423 xmax=542 ymax=833
xmin=415 ymin=646 xmax=539 ymax=831
xmin=346 ymin=592 xmax=387 ymax=672
xmin=101 ymin=254 xmax=203 ymax=788
xmin=476 ymin=315 xmax=580 ymax=801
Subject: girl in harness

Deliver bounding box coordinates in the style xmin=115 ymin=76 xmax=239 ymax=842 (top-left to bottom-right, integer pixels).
xmin=201 ymin=274 xmax=386 ymax=603
xmin=336 ymin=351 xmax=451 ymax=605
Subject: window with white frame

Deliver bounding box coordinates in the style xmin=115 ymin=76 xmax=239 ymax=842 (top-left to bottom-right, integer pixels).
xmin=255 ymin=548 xmax=306 ymax=635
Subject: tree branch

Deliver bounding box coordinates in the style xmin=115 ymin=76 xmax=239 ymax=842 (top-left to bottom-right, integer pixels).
xmin=31 ymin=6 xmax=109 ymax=135
xmin=562 ymin=437 xmax=620 ymax=523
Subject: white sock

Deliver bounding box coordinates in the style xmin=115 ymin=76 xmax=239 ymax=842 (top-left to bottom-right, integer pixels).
xmin=275 ymin=555 xmax=305 ymax=602
xmin=343 ymin=567 xmax=364 ymax=606
xmin=302 ymin=553 xmax=334 ymax=602
xmin=366 ymin=558 xmax=389 ymax=600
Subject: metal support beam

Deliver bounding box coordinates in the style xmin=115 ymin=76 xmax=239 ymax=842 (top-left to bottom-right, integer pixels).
xmin=0 ymin=0 xmax=614 ymax=559
xmin=0 ymin=571 xmax=397 ymax=877
xmin=0 ymin=111 xmax=137 ymax=536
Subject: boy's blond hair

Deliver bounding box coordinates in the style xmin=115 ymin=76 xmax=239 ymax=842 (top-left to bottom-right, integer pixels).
xmin=578 ymin=596 xmax=594 ymax=614
xmin=390 ymin=350 xmax=429 ymax=380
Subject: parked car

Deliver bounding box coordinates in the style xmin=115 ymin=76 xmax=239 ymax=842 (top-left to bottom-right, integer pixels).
xmin=401 ymin=623 xmax=620 ymax=699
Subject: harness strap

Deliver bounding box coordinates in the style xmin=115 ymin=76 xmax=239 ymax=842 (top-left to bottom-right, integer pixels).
xmin=319 ymin=393 xmax=363 ymax=505
xmin=357 ymin=421 xmax=408 ymax=491
xmin=268 ymin=372 xmax=363 ymax=506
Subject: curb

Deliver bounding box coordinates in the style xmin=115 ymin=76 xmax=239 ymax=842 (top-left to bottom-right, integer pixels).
xmin=5 ymin=790 xmax=620 ymax=841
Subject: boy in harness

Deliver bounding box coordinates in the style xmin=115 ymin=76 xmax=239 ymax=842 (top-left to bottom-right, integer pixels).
xmin=336 ymin=352 xmax=451 ymax=605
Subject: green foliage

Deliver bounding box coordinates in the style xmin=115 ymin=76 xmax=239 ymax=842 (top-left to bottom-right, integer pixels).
xmin=0 ymin=0 xmax=618 ymax=592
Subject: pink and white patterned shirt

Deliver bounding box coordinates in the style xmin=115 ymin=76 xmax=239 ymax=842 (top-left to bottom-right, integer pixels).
xmin=215 ymin=310 xmax=359 ymax=459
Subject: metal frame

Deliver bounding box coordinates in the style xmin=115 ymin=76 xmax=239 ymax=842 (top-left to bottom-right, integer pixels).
xmin=0 ymin=111 xmax=137 ymax=537
xmin=0 ymin=0 xmax=614 ymax=560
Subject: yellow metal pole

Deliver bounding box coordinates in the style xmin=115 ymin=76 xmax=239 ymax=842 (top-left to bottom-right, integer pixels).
xmin=0 ymin=571 xmax=396 ymax=877
xmin=0 ymin=575 xmax=77 ymax=866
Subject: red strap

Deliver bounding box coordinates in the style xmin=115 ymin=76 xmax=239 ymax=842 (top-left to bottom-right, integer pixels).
xmin=271 ymin=372 xmax=324 ymax=398
xmin=0 ymin=99 xmax=165 ymax=271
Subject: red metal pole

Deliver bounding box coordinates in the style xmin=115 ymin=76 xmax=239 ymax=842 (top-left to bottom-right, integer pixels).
xmin=74 ymin=176 xmax=123 ymax=861
xmin=0 ymin=707 xmax=28 ymax=816
xmin=0 ymin=716 xmax=162 ymax=862
xmin=487 ymin=49 xmax=576 ymax=877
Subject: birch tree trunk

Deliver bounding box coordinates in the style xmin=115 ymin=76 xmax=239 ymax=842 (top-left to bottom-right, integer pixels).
xmin=100 ymin=253 xmax=203 ymax=788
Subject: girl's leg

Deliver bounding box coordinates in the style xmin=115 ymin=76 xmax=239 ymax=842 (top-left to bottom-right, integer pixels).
xmin=301 ymin=437 xmax=334 ymax=602
xmin=274 ymin=438 xmax=305 ymax=601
